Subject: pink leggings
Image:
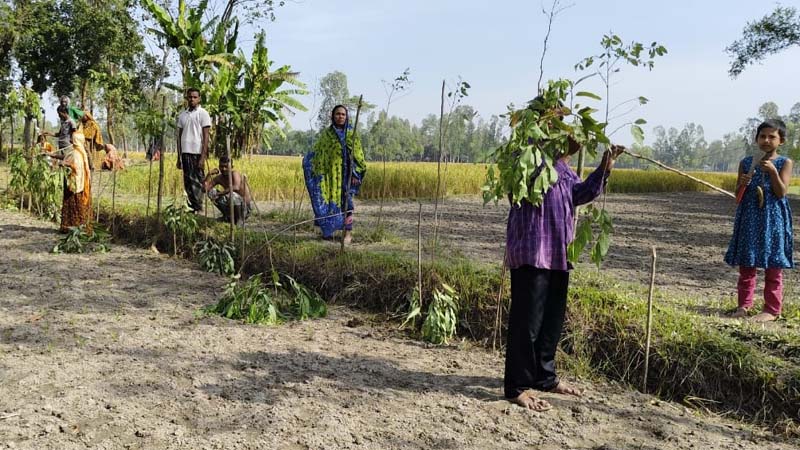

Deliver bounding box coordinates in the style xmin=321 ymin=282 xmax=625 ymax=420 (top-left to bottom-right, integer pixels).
xmin=737 ymin=267 xmax=783 ymax=315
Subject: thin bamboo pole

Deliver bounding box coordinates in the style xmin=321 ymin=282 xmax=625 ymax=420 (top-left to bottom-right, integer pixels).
xmin=643 ymin=246 xmax=657 ymax=393
xmin=111 ymin=169 xmax=117 ymax=236
xmin=492 ymin=248 xmax=508 ymax=352
xmin=624 ymin=150 xmax=735 ymax=198
xmin=417 ymin=202 xmax=423 ymax=306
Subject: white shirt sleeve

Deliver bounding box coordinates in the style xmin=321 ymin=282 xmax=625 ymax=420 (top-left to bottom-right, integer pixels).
xmin=176 ymin=112 xmax=185 ymax=130
xmin=200 ymin=109 xmax=212 ymax=128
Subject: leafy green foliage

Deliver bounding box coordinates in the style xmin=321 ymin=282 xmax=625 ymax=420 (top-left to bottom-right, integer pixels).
xmin=205 ymin=272 xmax=326 ymax=325
xmin=196 ymin=237 xmax=237 ymax=276
xmin=727 ymin=6 xmax=799 ymax=77
xmin=52 ymin=226 xmax=109 ymax=254
xmin=163 ymin=202 xmax=199 ymax=254
xmin=482 ymin=79 xmax=609 ymax=207
xmin=286 ymin=274 xmax=327 ymax=320
xmin=566 ymin=204 xmax=614 ymax=267
xmin=8 ymin=149 xmax=62 ymax=221
xmin=421 ymin=283 xmax=460 ymax=345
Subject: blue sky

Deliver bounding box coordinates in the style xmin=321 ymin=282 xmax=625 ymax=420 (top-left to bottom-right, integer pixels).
xmin=242 ymin=0 xmax=800 ymax=144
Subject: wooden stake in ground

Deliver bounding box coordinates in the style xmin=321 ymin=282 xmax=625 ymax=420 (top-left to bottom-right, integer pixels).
xmin=492 ymin=248 xmax=508 ymax=352
xmin=417 ymin=202 xmax=423 ymax=306
xmin=340 ymin=95 xmax=364 ymax=252
xmin=643 ymin=245 xmax=657 ymax=393
xmin=95 ymin=169 xmax=102 ymax=221
xmin=624 ymin=150 xmax=735 ymax=199
xmin=144 ymin=154 xmax=153 ymax=238
xmin=432 ymin=80 xmax=446 ymax=249
xmin=111 ymin=169 xmax=117 ymax=236
xmin=152 ymin=98 xmax=168 ymax=252
xmin=226 ymin=132 xmax=235 ymax=242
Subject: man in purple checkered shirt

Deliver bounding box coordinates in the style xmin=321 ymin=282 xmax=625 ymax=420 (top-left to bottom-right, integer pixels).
xmin=504 ymin=141 xmax=624 ymax=411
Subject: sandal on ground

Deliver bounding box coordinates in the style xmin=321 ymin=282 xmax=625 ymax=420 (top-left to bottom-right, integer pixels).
xmin=750 ymin=312 xmax=778 ymax=323
xmin=730 ymin=307 xmax=750 ymax=318
xmin=508 ymin=391 xmax=552 ymax=412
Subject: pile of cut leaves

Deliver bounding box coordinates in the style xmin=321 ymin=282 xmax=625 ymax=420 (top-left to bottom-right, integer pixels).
xmin=206 ymin=271 xmax=327 ymax=325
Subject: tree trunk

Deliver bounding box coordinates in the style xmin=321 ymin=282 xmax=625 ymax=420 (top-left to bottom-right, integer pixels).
xmin=106 ymin=100 xmax=116 ymax=145
xmin=23 ymin=116 xmax=32 ymax=154
xmin=80 ymin=79 xmax=88 ymax=108
xmin=121 ymin=128 xmax=128 ymax=158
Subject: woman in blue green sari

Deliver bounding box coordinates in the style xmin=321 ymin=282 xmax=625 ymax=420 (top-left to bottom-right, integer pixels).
xmin=303 ymin=105 xmax=367 ymax=243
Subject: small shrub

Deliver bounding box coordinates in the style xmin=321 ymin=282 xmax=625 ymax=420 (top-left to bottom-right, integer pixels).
xmin=163 ymin=202 xmax=199 ymax=255
xmin=196 ymin=237 xmax=237 ymax=276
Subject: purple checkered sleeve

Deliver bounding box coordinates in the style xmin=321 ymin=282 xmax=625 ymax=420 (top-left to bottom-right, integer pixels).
xmin=505 ymin=160 xmax=608 ymax=271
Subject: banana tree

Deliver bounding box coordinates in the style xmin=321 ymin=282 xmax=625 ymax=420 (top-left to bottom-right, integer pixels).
xmin=141 ymin=0 xmax=220 ymax=89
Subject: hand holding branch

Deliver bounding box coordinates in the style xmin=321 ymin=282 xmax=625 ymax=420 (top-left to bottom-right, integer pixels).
xmin=602 ymin=144 xmax=626 ymax=171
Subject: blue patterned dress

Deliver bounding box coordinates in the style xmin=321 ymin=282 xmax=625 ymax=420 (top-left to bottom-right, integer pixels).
xmin=725 ymin=155 xmax=794 ymax=269
xmin=302 ymin=125 xmax=365 ymax=238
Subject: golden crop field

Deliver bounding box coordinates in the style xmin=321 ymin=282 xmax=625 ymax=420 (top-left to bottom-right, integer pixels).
xmin=112 ymin=152 xmax=798 ymax=202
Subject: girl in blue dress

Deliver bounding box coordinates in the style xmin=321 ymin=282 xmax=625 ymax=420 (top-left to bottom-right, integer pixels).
xmin=725 ymin=119 xmax=793 ymax=322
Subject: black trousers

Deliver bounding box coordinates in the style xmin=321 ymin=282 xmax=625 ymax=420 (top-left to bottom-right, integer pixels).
xmin=181 ymin=154 xmax=205 ymax=212
xmin=504 ymin=265 xmax=569 ymax=399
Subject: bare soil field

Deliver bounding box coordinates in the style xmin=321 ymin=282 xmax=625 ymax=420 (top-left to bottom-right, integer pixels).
xmin=347 ymin=191 xmax=800 ymax=306
xmin=1 ymin=200 xmax=798 ymax=449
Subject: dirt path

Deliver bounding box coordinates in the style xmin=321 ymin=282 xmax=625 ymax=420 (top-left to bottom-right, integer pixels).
xmin=0 ymin=209 xmax=796 ymax=449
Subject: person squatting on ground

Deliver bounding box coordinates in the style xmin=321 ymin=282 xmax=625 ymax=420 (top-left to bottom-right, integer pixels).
xmin=203 ymin=156 xmax=253 ymax=226
xmin=725 ymin=119 xmax=793 ymax=322
xmin=46 ymin=105 xmax=93 ymax=233
xmin=176 ymin=87 xmax=212 ymax=213
xmin=100 ymin=143 xmax=125 ymax=171
xmin=503 ymin=116 xmax=624 ymax=411
xmin=303 ymin=105 xmax=366 ymax=243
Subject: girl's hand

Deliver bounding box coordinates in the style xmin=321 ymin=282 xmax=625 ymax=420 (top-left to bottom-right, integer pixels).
xmin=759 ymin=159 xmax=777 ymax=174
xmin=739 ymin=173 xmax=752 ymax=187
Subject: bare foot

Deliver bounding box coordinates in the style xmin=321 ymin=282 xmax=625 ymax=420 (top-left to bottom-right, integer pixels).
xmin=551 ymin=382 xmax=582 ymax=397
xmin=731 ymin=307 xmax=749 ymax=319
xmin=751 ymin=312 xmax=778 ymax=322
xmin=509 ymin=391 xmax=552 ymax=411
xmin=343 ymin=230 xmax=353 ymax=245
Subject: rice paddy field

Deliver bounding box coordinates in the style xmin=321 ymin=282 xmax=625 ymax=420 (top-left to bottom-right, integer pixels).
xmin=113 ymin=152 xmax=800 ymax=202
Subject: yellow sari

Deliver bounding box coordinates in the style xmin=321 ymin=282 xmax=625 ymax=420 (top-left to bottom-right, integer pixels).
xmin=60 ymin=131 xmax=93 ymax=233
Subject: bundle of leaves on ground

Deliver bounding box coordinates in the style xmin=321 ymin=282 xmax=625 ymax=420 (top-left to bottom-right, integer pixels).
xmin=206 ymin=272 xmax=327 ymax=325
xmin=52 ymin=226 xmax=110 ymax=254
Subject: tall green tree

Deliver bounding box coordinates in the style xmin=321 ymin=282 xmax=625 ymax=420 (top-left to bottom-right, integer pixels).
xmin=727 ymin=6 xmax=800 ymax=77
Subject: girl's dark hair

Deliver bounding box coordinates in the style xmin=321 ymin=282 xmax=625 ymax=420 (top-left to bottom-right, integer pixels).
xmin=330 ymin=104 xmax=348 ymax=122
xmin=56 ymin=105 xmax=68 ymax=115
xmin=756 ymin=119 xmax=787 ymax=140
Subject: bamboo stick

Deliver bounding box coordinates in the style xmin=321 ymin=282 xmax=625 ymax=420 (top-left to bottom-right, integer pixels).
xmin=492 ymin=249 xmax=508 ymax=352
xmin=643 ymin=246 xmax=657 ymax=393
xmin=624 ymin=150 xmax=735 ymax=199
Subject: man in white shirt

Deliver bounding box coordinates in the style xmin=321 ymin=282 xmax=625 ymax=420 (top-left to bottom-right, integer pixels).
xmin=176 ymin=88 xmax=212 ymax=212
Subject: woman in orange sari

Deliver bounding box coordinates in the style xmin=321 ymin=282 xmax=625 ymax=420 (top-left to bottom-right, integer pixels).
xmin=51 ymin=106 xmax=92 ymax=233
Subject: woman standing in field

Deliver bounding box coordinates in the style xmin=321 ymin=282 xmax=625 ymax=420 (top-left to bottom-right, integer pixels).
xmin=725 ymin=119 xmax=793 ymax=322
xmin=49 ymin=105 xmax=93 ymax=233
xmin=303 ymin=105 xmax=366 ymax=243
